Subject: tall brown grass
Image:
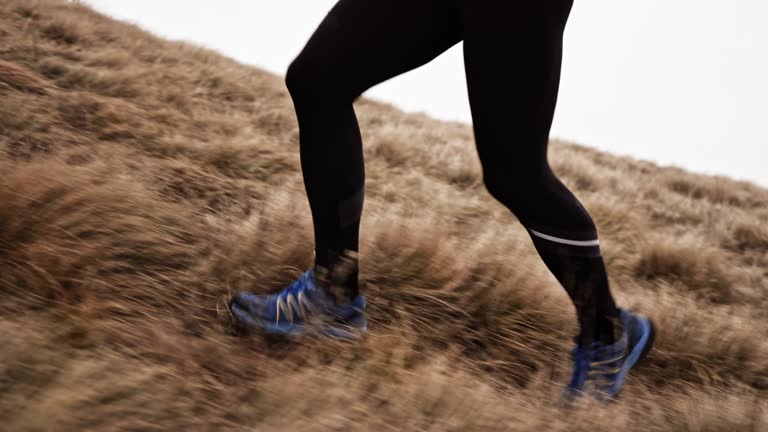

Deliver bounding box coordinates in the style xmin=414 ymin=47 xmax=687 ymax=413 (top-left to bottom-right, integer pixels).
xmin=1 ymin=1 xmax=767 ymax=430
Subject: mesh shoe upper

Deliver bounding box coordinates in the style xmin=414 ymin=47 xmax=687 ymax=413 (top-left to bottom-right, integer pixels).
xmin=229 ymin=268 xmax=366 ymax=338
xmin=563 ymin=309 xmax=654 ymax=403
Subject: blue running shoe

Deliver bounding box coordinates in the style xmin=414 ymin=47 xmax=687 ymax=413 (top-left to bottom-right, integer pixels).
xmin=562 ymin=309 xmax=655 ymax=404
xmin=229 ymin=268 xmax=367 ymax=339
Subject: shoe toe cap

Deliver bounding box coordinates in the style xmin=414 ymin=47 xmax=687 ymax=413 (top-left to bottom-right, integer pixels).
xmin=229 ymin=292 xmax=269 ymax=321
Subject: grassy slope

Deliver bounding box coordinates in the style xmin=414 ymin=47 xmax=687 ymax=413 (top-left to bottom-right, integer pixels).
xmin=1 ymin=1 xmax=767 ymax=430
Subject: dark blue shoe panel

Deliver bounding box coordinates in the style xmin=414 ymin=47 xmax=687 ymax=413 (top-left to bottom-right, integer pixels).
xmin=605 ymin=309 xmax=655 ymax=398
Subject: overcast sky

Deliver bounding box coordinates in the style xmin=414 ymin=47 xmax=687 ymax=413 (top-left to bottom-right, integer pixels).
xmin=86 ymin=1 xmax=768 ymax=187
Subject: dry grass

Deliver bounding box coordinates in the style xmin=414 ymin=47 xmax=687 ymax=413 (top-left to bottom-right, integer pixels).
xmin=1 ymin=1 xmax=767 ymax=430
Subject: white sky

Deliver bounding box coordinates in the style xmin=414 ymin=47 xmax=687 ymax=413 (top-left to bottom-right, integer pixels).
xmin=86 ymin=1 xmax=768 ymax=187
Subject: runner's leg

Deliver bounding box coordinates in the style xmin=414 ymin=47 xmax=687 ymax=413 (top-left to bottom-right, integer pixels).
xmin=461 ymin=0 xmax=620 ymax=344
xmin=285 ymin=0 xmax=462 ymax=299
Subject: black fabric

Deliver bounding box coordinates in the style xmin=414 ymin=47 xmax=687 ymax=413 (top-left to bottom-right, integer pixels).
xmin=285 ymin=0 xmax=619 ymax=341
xmin=535 ymin=249 xmax=621 ymax=345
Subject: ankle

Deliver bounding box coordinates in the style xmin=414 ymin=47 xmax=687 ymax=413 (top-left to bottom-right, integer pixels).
xmin=577 ymin=313 xmax=622 ymax=346
xmin=314 ymin=249 xmax=359 ymax=304
xmin=596 ymin=315 xmax=623 ymax=345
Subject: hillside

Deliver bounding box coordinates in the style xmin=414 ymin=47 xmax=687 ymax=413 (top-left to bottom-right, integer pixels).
xmin=1 ymin=1 xmax=767 ymax=430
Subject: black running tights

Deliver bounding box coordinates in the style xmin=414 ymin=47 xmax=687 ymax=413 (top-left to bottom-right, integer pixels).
xmin=285 ymin=0 xmax=620 ymax=345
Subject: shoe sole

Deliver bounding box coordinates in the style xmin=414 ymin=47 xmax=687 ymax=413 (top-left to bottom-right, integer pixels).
xmin=229 ymin=300 xmax=367 ymax=341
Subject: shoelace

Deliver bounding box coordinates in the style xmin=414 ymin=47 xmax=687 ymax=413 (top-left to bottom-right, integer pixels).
xmin=569 ymin=344 xmax=625 ymax=392
xmin=586 ymin=353 xmax=624 ymax=391
xmin=274 ymin=273 xmax=317 ymax=325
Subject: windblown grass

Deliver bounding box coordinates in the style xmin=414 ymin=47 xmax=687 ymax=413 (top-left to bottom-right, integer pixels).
xmin=1 ymin=1 xmax=767 ymax=430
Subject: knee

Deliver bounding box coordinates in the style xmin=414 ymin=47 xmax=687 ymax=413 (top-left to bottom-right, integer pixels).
xmin=483 ymin=173 xmax=526 ymax=211
xmin=285 ymin=55 xmax=356 ymax=106
xmin=285 ymin=57 xmax=313 ymax=102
